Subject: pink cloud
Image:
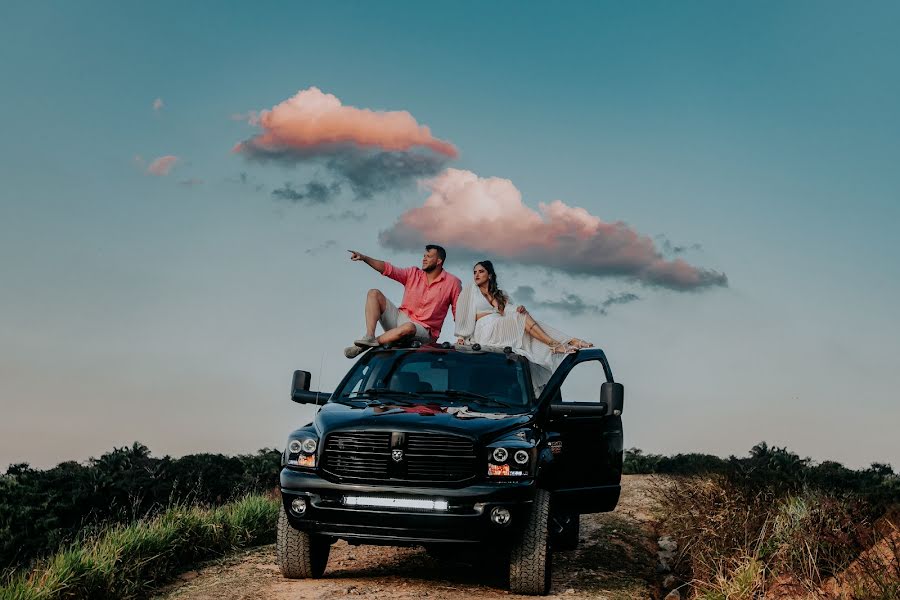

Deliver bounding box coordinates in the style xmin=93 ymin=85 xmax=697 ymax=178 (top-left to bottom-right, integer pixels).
xmin=146 ymin=155 xmax=178 ymax=176
xmin=379 ymin=169 xmax=727 ymax=291
xmin=233 ymin=87 xmax=458 ymax=158
xmin=153 ymin=98 xmax=164 ymax=112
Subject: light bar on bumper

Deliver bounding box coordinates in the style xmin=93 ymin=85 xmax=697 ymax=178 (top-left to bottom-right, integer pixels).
xmin=343 ymin=496 xmax=449 ymax=511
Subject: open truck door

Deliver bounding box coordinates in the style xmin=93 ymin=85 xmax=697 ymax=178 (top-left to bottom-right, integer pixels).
xmin=538 ymin=349 xmax=624 ymax=514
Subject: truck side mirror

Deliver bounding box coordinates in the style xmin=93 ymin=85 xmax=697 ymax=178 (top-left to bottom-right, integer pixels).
xmin=290 ymin=370 xmax=331 ymax=404
xmin=292 ymin=370 xmax=311 ymax=394
xmin=600 ymin=382 xmax=624 ymax=416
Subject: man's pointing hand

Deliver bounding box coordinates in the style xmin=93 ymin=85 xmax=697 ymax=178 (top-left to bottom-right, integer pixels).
xmin=348 ymin=250 xmax=364 ymax=261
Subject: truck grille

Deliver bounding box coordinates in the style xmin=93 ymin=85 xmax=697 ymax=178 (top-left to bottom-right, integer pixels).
xmin=323 ymin=432 xmax=391 ymax=479
xmin=322 ymin=431 xmax=477 ymax=484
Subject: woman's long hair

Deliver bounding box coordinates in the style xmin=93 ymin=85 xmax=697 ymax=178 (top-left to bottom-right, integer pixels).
xmin=475 ymin=260 xmax=508 ymax=314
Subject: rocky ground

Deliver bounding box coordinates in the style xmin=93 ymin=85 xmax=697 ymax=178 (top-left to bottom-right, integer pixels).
xmin=155 ymin=475 xmax=665 ymax=600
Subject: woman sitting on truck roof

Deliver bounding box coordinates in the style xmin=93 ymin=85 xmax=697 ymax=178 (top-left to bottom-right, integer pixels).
xmin=454 ymin=260 xmax=592 ymax=385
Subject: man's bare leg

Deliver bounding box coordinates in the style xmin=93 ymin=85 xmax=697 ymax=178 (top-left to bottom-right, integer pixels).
xmin=377 ymin=322 xmax=417 ymax=345
xmin=364 ymin=289 xmax=388 ymax=338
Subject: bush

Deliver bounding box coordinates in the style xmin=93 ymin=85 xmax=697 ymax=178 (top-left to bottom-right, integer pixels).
xmin=655 ymin=476 xmax=898 ymax=599
xmin=0 ymin=443 xmax=282 ymax=570
xmin=0 ymin=495 xmax=279 ymax=600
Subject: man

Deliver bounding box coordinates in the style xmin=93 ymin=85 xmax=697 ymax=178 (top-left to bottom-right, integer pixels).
xmin=344 ymin=245 xmax=462 ymax=358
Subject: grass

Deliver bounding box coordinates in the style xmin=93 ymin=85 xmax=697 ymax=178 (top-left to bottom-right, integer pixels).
xmin=0 ymin=495 xmax=278 ymax=600
xmin=654 ymin=476 xmax=900 ymax=599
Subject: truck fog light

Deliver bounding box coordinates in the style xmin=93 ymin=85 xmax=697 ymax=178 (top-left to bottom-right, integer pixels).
xmin=514 ymin=450 xmax=529 ymax=465
xmin=492 ymin=448 xmax=509 ymax=462
xmin=291 ymin=497 xmax=307 ymax=516
xmin=490 ymin=507 xmax=511 ymax=526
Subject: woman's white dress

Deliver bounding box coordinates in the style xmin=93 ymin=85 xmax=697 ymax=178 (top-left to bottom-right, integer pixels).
xmin=454 ymin=284 xmax=574 ymax=392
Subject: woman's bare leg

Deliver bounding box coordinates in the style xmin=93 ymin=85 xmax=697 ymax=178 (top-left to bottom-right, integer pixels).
xmin=524 ymin=314 xmax=569 ymax=352
xmin=523 ymin=314 xmax=590 ymax=351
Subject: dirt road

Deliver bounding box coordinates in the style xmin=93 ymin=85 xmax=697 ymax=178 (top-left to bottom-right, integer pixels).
xmin=155 ymin=476 xmax=661 ymax=600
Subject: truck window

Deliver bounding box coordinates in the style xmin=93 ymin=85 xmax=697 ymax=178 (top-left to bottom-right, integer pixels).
xmin=558 ymin=360 xmax=605 ymax=404
xmin=334 ymin=351 xmax=532 ymax=408
xmin=401 ymin=360 xmax=448 ymax=392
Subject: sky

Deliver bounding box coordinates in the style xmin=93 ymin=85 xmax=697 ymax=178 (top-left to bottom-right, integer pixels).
xmin=1 ymin=1 xmax=898 ymax=470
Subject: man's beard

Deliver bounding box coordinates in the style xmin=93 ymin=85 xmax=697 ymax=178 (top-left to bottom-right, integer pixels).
xmin=422 ymin=263 xmax=437 ymax=273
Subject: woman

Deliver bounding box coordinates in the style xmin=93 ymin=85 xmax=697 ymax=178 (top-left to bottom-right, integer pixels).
xmin=454 ymin=260 xmax=592 ymax=389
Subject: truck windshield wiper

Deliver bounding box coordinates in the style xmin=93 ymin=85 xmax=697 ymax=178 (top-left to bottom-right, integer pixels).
xmin=350 ymin=388 xmax=419 ymax=405
xmin=421 ymin=389 xmax=516 ymax=409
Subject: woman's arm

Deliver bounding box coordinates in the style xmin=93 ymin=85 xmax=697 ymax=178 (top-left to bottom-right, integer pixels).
xmin=453 ymin=284 xmax=476 ymax=341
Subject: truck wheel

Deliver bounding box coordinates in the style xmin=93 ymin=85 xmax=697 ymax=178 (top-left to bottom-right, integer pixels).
xmin=509 ymin=489 xmax=552 ymax=595
xmin=276 ymin=504 xmax=330 ymax=578
xmin=553 ymin=513 xmax=580 ymax=552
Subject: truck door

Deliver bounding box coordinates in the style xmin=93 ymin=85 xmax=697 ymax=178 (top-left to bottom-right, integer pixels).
xmin=538 ymin=349 xmax=623 ymax=514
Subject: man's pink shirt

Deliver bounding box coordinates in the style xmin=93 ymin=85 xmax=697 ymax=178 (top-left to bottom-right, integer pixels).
xmin=382 ymin=262 xmax=462 ymax=341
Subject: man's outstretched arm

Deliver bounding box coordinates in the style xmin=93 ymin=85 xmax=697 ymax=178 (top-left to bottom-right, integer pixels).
xmin=348 ymin=250 xmax=386 ymax=274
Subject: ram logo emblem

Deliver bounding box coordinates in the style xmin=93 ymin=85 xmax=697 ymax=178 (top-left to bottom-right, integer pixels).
xmin=391 ymin=449 xmax=404 ymax=462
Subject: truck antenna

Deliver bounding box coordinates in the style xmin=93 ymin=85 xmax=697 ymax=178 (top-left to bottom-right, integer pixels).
xmin=315 ymin=350 xmax=327 ymax=413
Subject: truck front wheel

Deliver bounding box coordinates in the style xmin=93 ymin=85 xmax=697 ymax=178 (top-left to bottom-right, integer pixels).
xmin=509 ymin=489 xmax=552 ymax=595
xmin=276 ymin=504 xmax=330 ymax=578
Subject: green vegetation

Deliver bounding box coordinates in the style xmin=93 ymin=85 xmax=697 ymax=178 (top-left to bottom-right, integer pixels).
xmin=646 ymin=444 xmax=900 ymax=599
xmin=0 ymin=494 xmax=278 ymax=600
xmin=0 ymin=443 xmax=281 ymax=571
xmin=626 ymin=442 xmax=899 ymax=507
xmin=4 ymin=442 xmax=897 ymax=599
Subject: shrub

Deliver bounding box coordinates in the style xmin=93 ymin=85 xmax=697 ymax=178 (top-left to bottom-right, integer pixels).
xmin=655 ymin=475 xmax=897 ymax=599
xmin=0 ymin=444 xmax=282 ymax=570
xmin=0 ymin=495 xmax=278 ymax=600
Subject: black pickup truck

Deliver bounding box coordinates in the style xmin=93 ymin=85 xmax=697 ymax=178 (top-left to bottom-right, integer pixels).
xmin=278 ymin=342 xmax=624 ymax=595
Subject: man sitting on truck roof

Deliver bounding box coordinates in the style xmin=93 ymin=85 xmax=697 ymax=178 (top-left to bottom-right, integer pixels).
xmin=344 ymin=244 xmax=462 ymax=358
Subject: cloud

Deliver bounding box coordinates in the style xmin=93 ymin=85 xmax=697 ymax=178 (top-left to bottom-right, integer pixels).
xmin=657 ymin=235 xmax=703 ymax=256
xmin=327 ymin=149 xmax=448 ymax=199
xmin=234 ymin=87 xmax=457 ymax=158
xmin=272 ymin=181 xmax=341 ymax=204
xmin=146 ymin=155 xmax=178 ymax=176
xmin=379 ymin=169 xmax=728 ymax=291
xmin=227 ymin=171 xmax=265 ymax=192
xmin=305 ymin=240 xmax=337 ymax=256
xmin=179 ymin=178 xmax=203 ymax=187
xmin=153 ymin=98 xmax=164 ymax=112
xmin=233 ymin=87 xmax=457 ymax=199
xmin=512 ymin=286 xmax=640 ymax=316
xmin=319 ymin=209 xmax=366 ymax=222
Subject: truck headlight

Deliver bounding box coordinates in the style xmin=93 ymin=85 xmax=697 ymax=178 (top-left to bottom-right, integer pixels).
xmin=514 ymin=450 xmax=529 ymax=465
xmin=287 ymin=436 xmax=318 ymax=468
xmin=492 ymin=447 xmax=509 ymax=462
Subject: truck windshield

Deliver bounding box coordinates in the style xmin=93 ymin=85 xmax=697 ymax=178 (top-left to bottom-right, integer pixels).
xmin=333 ymin=351 xmax=533 ymax=409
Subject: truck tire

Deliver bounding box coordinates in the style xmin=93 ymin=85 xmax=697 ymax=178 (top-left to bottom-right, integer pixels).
xmin=276 ymin=504 xmax=330 ymax=578
xmin=509 ymin=489 xmax=552 ymax=595
xmin=553 ymin=513 xmax=580 ymax=552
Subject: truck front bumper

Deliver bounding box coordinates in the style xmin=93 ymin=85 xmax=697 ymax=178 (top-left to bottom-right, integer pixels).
xmin=280 ymin=469 xmax=537 ymax=545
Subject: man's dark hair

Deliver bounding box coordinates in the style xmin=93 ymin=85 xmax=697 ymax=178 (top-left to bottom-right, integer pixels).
xmin=425 ymin=244 xmax=447 ymax=263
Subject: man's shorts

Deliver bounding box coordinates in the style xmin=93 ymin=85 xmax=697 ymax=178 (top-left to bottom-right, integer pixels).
xmin=380 ymin=298 xmax=432 ymax=342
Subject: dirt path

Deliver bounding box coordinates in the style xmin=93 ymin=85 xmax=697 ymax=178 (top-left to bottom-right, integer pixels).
xmin=155 ymin=475 xmax=662 ymax=600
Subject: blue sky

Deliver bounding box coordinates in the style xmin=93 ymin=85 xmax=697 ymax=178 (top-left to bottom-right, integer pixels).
xmin=1 ymin=1 xmax=898 ymax=469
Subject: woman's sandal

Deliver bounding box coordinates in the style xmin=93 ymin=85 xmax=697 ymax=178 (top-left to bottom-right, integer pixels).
xmin=550 ymin=340 xmax=576 ymax=354
xmin=567 ymin=338 xmax=594 ymax=349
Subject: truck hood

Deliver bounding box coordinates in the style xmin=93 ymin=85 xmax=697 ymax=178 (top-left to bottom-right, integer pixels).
xmin=314 ymin=400 xmax=534 ymax=440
